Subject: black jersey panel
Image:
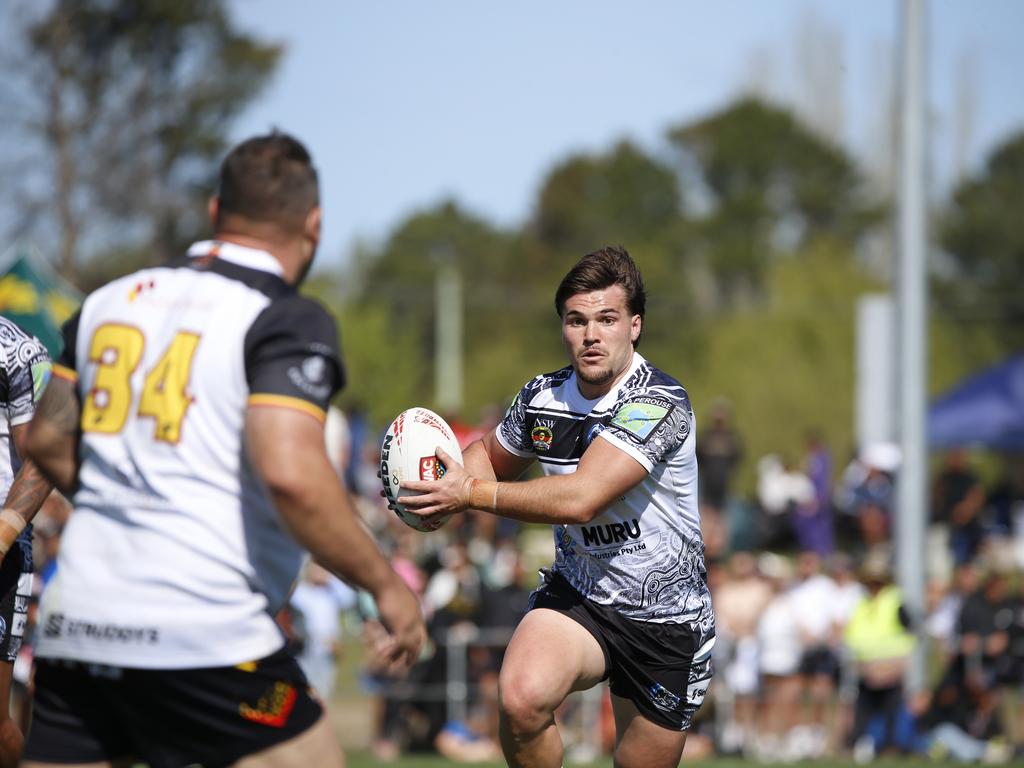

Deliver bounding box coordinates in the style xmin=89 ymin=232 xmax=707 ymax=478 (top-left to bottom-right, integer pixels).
xmin=243 ymin=296 xmax=345 ymax=412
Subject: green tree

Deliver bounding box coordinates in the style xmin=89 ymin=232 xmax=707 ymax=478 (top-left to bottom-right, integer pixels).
xmin=343 ymin=201 xmax=541 ymax=424
xmin=4 ymin=0 xmax=280 ymax=287
xmin=667 ymin=97 xmax=880 ymax=306
xmin=526 ymin=140 xmax=700 ymax=363
xmin=939 ymin=130 xmax=1024 ymax=352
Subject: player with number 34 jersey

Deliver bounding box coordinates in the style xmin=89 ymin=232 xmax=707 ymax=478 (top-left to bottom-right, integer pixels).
xmin=37 ymin=240 xmax=344 ymax=668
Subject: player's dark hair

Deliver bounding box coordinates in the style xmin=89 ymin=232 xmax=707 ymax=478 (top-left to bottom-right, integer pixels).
xmin=216 ymin=132 xmax=319 ymax=232
xmin=555 ymin=245 xmax=646 ymax=347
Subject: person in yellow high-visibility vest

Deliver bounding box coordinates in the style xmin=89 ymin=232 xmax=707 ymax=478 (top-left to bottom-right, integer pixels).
xmin=843 ymin=552 xmax=916 ymax=760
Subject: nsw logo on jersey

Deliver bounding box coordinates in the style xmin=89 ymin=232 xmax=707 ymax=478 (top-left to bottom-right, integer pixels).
xmin=610 ymin=397 xmax=673 ymax=442
xmin=531 ymin=419 xmax=555 ymax=451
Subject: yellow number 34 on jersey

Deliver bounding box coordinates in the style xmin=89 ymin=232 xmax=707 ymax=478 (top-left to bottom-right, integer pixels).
xmin=81 ymin=323 xmax=201 ymax=444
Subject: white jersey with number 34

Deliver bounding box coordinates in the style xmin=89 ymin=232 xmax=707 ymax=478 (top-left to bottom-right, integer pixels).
xmin=36 ymin=241 xmax=344 ymax=669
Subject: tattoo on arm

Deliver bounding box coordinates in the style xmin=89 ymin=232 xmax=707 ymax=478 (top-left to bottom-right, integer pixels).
xmin=3 ymin=459 xmax=54 ymax=524
xmin=36 ymin=380 xmax=82 ymax=437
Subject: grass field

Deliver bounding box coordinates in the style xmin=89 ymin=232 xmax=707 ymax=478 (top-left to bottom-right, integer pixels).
xmin=343 ymin=756 xmax=964 ymax=768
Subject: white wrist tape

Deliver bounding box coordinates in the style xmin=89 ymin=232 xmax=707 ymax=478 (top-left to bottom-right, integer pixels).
xmin=0 ymin=509 xmax=26 ymax=555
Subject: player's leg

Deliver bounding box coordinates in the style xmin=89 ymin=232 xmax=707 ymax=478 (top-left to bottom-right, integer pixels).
xmin=609 ymin=694 xmax=687 ymax=768
xmin=498 ymin=608 xmax=607 ymax=768
xmin=232 ymin=712 xmax=343 ymax=768
xmin=0 ymin=662 xmax=21 ymax=768
xmin=22 ymin=761 xmax=132 ymax=768
xmin=0 ymin=551 xmax=32 ymax=768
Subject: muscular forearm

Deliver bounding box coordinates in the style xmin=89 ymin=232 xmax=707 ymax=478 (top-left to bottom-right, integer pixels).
xmin=3 ymin=459 xmax=55 ymax=526
xmin=469 ymin=473 xmax=601 ymax=525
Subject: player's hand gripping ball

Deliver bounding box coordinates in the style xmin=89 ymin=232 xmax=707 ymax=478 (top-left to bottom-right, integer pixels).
xmin=379 ymin=407 xmax=463 ymax=532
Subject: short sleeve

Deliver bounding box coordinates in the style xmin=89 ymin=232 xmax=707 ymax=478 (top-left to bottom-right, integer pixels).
xmin=495 ymin=386 xmax=535 ymax=458
xmin=243 ymin=295 xmax=345 ymax=421
xmin=5 ymin=332 xmax=52 ymax=426
xmin=54 ymin=311 xmax=81 ymax=379
xmin=599 ymin=390 xmax=692 ymax=471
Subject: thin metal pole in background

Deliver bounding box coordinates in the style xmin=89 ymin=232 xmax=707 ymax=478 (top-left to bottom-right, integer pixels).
xmin=895 ymin=0 xmax=929 ymax=694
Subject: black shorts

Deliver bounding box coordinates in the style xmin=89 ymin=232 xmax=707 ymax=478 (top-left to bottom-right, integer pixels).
xmin=799 ymin=644 xmax=840 ymax=679
xmin=0 ymin=537 xmax=32 ymax=664
xmin=529 ymin=572 xmax=713 ymax=731
xmin=23 ymin=647 xmax=322 ymax=767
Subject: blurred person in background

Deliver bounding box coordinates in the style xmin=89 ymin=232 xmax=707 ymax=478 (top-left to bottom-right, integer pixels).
xmin=842 ymin=551 xmax=916 ymax=762
xmin=290 ymin=561 xmax=356 ymax=699
xmin=788 ymin=550 xmax=841 ymax=758
xmin=793 ymin=428 xmax=834 ymax=556
xmin=953 ymin=559 xmax=1020 ymax=713
xmin=0 ymin=317 xmax=57 ymax=768
xmin=925 ymin=560 xmax=981 ymax=662
xmin=753 ymin=553 xmax=802 ymax=761
xmin=22 ymin=133 xmax=425 ymax=768
xmin=696 ymin=397 xmax=742 ymax=559
xmin=755 ymin=453 xmax=812 ymax=552
xmin=850 ymin=444 xmax=898 ymax=555
xmin=400 ymin=246 xmax=715 ymax=768
xmin=932 ymin=447 xmax=987 ymax=568
xmin=712 ymin=551 xmax=771 ymax=756
xmin=827 ymin=552 xmax=867 ymax=753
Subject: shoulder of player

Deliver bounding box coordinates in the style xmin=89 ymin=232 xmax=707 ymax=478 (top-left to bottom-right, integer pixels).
xmin=0 ymin=315 xmax=49 ymax=362
xmin=246 ymin=292 xmax=339 ymax=353
xmin=616 ymin=360 xmax=692 ymax=410
xmin=520 ymin=365 xmax=574 ymax=401
xmin=257 ymin=291 xmax=335 ymax=328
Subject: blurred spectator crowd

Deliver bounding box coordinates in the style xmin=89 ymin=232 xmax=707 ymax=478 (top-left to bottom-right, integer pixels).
xmin=20 ymin=400 xmax=1024 ymax=763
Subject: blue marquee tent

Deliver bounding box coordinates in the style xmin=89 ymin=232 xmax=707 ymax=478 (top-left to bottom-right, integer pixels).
xmin=929 ymin=354 xmax=1024 ymax=451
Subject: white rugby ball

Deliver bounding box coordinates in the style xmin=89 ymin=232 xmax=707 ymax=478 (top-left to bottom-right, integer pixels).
xmin=379 ymin=407 xmax=464 ymax=532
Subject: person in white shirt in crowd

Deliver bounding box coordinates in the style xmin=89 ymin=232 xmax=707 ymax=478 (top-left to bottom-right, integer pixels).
xmin=290 ymin=561 xmax=356 ymax=699
xmin=754 ymin=553 xmax=802 ymax=761
xmin=713 ymin=551 xmax=772 ymax=756
xmin=787 ymin=550 xmax=841 ymax=758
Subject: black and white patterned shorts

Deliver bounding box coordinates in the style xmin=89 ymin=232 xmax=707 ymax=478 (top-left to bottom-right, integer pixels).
xmin=530 ymin=571 xmax=713 ymax=731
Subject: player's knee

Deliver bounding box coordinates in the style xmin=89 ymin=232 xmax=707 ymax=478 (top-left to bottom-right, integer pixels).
xmin=498 ymin=676 xmax=557 ymax=736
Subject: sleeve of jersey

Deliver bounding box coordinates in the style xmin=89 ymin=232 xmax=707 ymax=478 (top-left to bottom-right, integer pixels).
xmin=244 ymin=296 xmax=345 ymax=424
xmin=494 ymin=383 xmax=535 ymax=458
xmin=52 ymin=311 xmax=81 ymax=384
xmin=7 ymin=333 xmax=53 ymax=426
xmin=598 ymin=390 xmax=693 ymax=472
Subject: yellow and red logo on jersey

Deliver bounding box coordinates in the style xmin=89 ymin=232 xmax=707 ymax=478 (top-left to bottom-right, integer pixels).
xmin=127 ymin=279 xmax=156 ymax=303
xmin=239 ymin=681 xmax=297 ymax=728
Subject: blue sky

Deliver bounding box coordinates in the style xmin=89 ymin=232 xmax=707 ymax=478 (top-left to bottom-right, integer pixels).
xmin=228 ymin=1 xmax=1024 ymax=269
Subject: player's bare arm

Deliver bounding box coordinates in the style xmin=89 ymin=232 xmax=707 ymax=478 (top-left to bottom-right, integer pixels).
xmin=402 ymin=431 xmax=646 ymax=524
xmin=25 ymin=375 xmax=81 ymax=497
xmin=246 ymin=404 xmax=426 ymax=672
xmin=0 ymin=422 xmax=56 ymax=562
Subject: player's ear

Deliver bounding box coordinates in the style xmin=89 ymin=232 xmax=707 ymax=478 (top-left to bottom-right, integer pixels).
xmin=208 ymin=197 xmax=220 ymax=227
xmin=304 ymin=206 xmax=322 ymax=249
xmin=631 ymin=315 xmax=641 ymax=344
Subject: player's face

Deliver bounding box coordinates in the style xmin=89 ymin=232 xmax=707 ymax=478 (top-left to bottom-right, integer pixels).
xmin=561 ymin=284 xmax=641 ymax=399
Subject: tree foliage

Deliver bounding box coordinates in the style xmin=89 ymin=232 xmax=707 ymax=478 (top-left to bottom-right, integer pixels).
xmin=667 ymin=97 xmax=881 ymax=306
xmin=939 ymin=130 xmax=1024 ymax=352
xmin=8 ymin=0 xmax=280 ymax=287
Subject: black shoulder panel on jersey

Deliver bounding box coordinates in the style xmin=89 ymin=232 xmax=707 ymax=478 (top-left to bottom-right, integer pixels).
xmin=179 ymin=254 xmax=291 ymax=300
xmin=243 ymin=294 xmax=345 ymax=414
xmin=57 ymin=311 xmax=81 ymax=372
xmin=530 ymin=366 xmax=574 ymax=394
xmin=497 ymin=366 xmax=574 ymax=454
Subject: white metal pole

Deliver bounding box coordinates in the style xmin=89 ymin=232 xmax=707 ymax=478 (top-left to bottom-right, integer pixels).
xmin=896 ymin=0 xmax=929 ymax=693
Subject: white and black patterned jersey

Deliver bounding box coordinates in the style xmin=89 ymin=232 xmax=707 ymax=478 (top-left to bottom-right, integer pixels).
xmin=36 ymin=241 xmax=345 ymax=669
xmin=0 ymin=316 xmax=52 ymax=552
xmin=497 ymin=352 xmax=714 ymax=635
